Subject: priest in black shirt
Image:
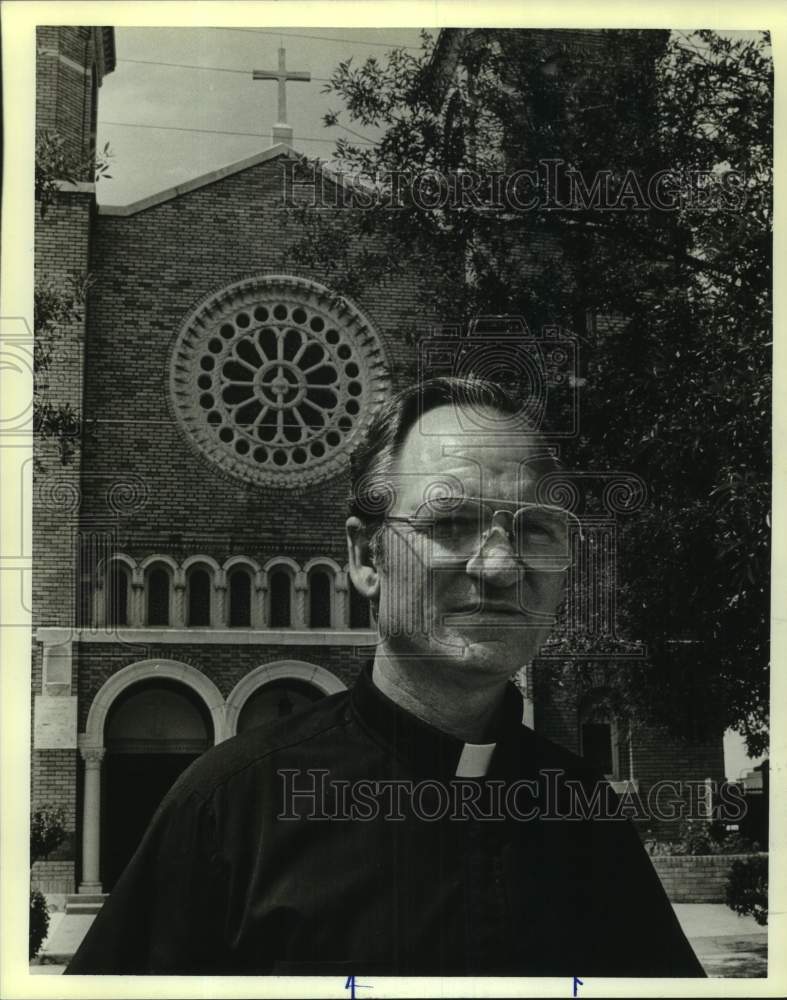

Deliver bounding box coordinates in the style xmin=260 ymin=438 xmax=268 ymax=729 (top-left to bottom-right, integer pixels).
xmin=67 ymin=377 xmax=705 ymax=977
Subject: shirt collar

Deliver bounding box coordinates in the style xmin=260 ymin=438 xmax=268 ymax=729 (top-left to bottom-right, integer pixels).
xmin=350 ymin=663 xmax=525 ymax=780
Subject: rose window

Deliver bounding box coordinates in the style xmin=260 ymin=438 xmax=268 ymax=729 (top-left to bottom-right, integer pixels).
xmin=170 ymin=276 xmax=389 ymax=487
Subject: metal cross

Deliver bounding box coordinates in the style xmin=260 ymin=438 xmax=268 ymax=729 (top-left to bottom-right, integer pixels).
xmin=252 ymin=47 xmax=311 ymax=125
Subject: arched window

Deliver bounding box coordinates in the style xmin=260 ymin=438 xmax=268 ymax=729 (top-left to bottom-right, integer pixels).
xmin=187 ymin=567 xmax=211 ymax=627
xmin=581 ymin=719 xmax=614 ymax=775
xmin=308 ymin=570 xmax=331 ymax=628
xmin=107 ymin=563 xmax=129 ymax=627
xmin=147 ymin=567 xmax=170 ymax=626
xmin=349 ymin=579 xmax=370 ymax=628
xmin=229 ymin=569 xmax=252 ymax=627
xmin=269 ymin=570 xmax=291 ymax=628
xmin=579 ymin=692 xmax=632 ymax=782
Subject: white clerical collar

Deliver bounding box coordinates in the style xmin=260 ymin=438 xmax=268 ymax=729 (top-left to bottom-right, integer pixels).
xmin=454 ymin=741 xmax=497 ymax=778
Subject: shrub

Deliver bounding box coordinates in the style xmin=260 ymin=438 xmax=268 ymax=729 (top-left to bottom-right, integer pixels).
xmin=726 ymin=855 xmax=768 ymax=926
xmin=29 ymin=890 xmax=50 ymax=960
xmin=31 ymin=806 xmax=66 ymax=864
xmin=29 ymin=806 xmax=67 ymax=961
xmin=644 ymin=819 xmax=761 ymax=857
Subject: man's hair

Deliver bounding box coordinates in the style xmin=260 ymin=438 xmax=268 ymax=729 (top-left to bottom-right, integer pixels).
xmin=348 ymin=375 xmax=531 ymax=525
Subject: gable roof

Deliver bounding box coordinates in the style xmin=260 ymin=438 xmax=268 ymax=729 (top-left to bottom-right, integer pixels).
xmin=98 ymin=143 xmax=301 ymax=217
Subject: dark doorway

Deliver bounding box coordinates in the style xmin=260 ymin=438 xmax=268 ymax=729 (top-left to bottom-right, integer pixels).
xmin=101 ymin=752 xmax=200 ymax=891
xmin=100 ymin=680 xmax=212 ymax=892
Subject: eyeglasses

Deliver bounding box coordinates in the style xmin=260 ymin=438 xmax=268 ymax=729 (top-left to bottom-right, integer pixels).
xmin=382 ymin=497 xmax=582 ymax=567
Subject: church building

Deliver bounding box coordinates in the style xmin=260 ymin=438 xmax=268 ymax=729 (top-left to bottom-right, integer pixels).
xmin=32 ymin=25 xmax=725 ymax=920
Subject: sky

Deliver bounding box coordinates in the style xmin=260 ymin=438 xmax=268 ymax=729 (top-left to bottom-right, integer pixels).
xmin=96 ymin=26 xmax=425 ymax=205
xmin=92 ymin=26 xmax=767 ymax=780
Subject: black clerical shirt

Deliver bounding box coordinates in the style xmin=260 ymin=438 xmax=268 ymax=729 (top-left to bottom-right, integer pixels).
xmin=66 ymin=666 xmax=705 ymax=977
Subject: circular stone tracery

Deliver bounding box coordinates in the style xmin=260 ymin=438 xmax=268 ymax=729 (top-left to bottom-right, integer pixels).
xmin=170 ymin=276 xmax=389 ymax=488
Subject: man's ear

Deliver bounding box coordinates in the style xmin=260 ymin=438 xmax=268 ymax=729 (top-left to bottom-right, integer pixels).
xmin=346 ymin=517 xmax=380 ymax=600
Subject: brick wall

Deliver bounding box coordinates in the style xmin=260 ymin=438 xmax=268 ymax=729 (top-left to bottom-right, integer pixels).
xmin=36 ymin=26 xmax=100 ymax=173
xmin=31 ymin=860 xmax=75 ymax=896
xmin=532 ymin=665 xmax=725 ymax=840
xmin=30 ymin=749 xmax=78 ymax=894
xmin=79 ymin=154 xmax=436 ymax=557
xmin=651 ymin=853 xmax=765 ymax=904
xmin=33 ymin=24 xmax=103 ymax=894
xmin=75 ymin=641 xmax=370 ymax=732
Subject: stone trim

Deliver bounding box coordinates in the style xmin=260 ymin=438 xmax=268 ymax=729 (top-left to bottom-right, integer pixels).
xmin=225 ymin=660 xmax=347 ymax=736
xmin=75 ymin=626 xmax=376 ymax=646
xmin=168 ymin=274 xmax=390 ymax=489
xmin=98 ymin=144 xmax=299 ymax=216
xmin=81 ymin=658 xmax=226 ymax=749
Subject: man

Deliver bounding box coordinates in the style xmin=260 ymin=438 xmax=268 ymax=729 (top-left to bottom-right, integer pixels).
xmin=66 ymin=376 xmax=704 ymax=976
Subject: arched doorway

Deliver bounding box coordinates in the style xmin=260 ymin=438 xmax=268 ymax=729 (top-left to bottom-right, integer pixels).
xmin=225 ymin=660 xmax=347 ymax=738
xmin=236 ymin=677 xmax=324 ymax=734
xmin=100 ymin=680 xmax=213 ymax=891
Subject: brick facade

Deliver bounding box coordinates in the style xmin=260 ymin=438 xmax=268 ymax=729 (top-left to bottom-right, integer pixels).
xmin=652 ymin=854 xmax=765 ymax=904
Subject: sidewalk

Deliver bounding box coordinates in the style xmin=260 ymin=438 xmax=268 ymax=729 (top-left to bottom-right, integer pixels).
xmin=674 ymin=903 xmax=768 ymax=978
xmin=32 ymin=903 xmax=768 ymax=977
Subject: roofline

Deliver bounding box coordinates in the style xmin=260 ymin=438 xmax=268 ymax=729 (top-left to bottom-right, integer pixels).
xmin=98 ymin=143 xmax=301 ymax=216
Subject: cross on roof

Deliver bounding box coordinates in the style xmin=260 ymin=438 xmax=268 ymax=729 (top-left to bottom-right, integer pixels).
xmin=252 ymin=47 xmax=311 ymax=128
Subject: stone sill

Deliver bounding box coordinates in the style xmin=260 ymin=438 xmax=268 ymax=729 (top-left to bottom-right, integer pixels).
xmin=608 ymin=778 xmax=639 ymax=794
xmin=36 ymin=626 xmax=377 ymax=647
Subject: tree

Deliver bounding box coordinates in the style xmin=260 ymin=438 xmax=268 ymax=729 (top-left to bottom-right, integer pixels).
xmin=288 ymin=29 xmax=772 ymax=755
xmin=34 ymin=131 xmax=111 ymax=468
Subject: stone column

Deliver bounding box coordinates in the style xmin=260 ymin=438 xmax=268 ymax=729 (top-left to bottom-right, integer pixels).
xmin=78 ymin=747 xmax=105 ymax=894
xmin=215 ymin=572 xmax=227 ymax=627
xmin=334 ymin=576 xmax=348 ymax=628
xmin=130 ymin=580 xmax=144 ymax=626
xmin=173 ymin=579 xmax=186 ymax=627
xmin=294 ymin=571 xmax=308 ymax=628
xmin=253 ymin=578 xmax=267 ymax=628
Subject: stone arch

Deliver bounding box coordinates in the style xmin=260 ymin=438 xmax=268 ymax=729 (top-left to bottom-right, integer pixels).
xmin=181 ymin=556 xmax=222 ymax=627
xmin=223 ymin=555 xmax=262 ymax=575
xmin=302 ymin=556 xmax=343 ymax=576
xmin=92 ymin=553 xmax=138 ymax=627
xmin=263 ymin=557 xmax=304 ymax=627
xmin=262 ymin=555 xmax=301 ymax=576
xmin=77 ymin=659 xmax=228 ymax=895
xmin=225 ymin=660 xmax=346 ymax=737
xmin=222 ymin=557 xmax=263 ymax=627
xmin=82 ymin=658 xmax=228 ymax=750
xmin=139 ymin=553 xmax=180 ymax=577
xmin=304 ymin=557 xmax=345 ymax=627
xmin=181 ymin=553 xmax=223 ymax=577
xmin=140 ymin=555 xmax=180 ymax=625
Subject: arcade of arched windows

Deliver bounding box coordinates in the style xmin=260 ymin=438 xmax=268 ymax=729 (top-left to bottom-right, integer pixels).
xmin=91 ymin=554 xmax=371 ymax=630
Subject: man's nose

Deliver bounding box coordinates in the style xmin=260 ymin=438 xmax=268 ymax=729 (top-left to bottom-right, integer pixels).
xmin=465 ymin=511 xmax=520 ymax=589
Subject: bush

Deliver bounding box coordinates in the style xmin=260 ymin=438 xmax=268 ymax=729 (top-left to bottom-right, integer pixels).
xmin=643 ymin=819 xmax=761 ymax=857
xmin=29 ymin=890 xmax=50 ymax=960
xmin=30 ymin=806 xmax=67 ymax=961
xmin=30 ymin=806 xmax=66 ymax=865
xmin=726 ymin=855 xmax=768 ymax=925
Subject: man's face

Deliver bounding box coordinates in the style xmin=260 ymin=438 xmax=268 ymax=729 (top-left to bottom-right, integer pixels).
xmin=372 ymin=403 xmax=566 ymax=683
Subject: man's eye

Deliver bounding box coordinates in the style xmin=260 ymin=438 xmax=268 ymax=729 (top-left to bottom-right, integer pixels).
xmin=519 ymin=519 xmax=560 ymax=544
xmin=432 ymin=514 xmax=475 ymax=535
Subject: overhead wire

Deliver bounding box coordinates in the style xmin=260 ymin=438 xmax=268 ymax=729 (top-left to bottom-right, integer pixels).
xmin=98 ymin=119 xmax=378 ymax=146
xmin=207 ymin=27 xmax=423 ymax=50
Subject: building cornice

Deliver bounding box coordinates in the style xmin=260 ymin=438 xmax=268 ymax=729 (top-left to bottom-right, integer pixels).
xmin=36 ymin=626 xmax=377 ymax=647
